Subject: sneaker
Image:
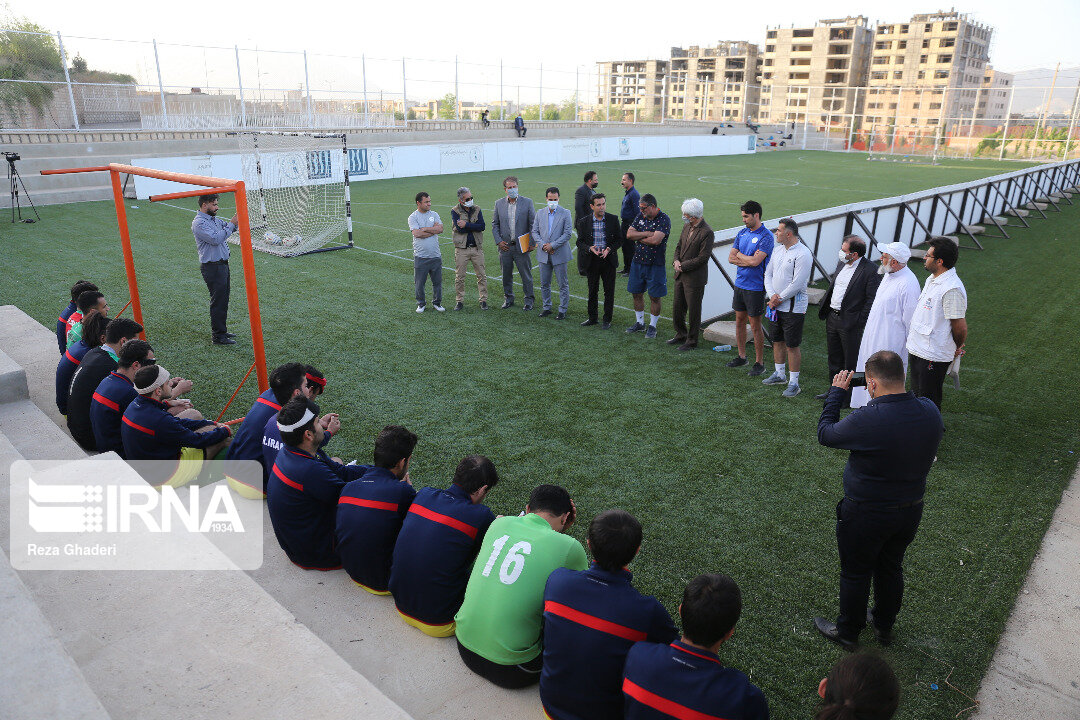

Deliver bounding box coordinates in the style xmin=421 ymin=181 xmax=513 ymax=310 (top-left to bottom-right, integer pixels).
xmin=501 ymin=299 xmax=514 ymax=309
xmin=454 ymin=302 xmax=464 ymax=311
xmin=645 ymin=325 xmax=657 ymax=339
xmin=539 ymin=309 xmax=553 ymax=317
xmin=522 ymin=304 xmax=533 ymax=312
xmin=433 ymin=304 xmax=445 ymax=312
xmin=762 ymin=371 xmax=787 ymax=385
xmin=601 ymin=322 xmax=612 ymax=330
xmin=782 ymin=383 xmax=802 ymax=398
xmin=480 ymin=301 xmax=488 ymax=310
xmin=626 ymin=322 xmax=645 ymax=334
xmin=726 ymin=356 xmax=748 ymax=368
xmin=748 ymin=362 xmax=766 ymax=377
xmin=556 ymin=312 xmax=566 ymax=320
xmin=416 ymin=305 xmax=425 ymax=313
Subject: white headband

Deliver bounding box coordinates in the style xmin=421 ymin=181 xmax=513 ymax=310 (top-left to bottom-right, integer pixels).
xmin=135 ymin=365 xmax=171 ymax=394
xmin=277 ymin=408 xmax=316 ymax=433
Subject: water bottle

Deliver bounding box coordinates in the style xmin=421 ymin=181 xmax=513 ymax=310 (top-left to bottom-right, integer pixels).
xmin=713 ymin=345 xmax=732 ymax=352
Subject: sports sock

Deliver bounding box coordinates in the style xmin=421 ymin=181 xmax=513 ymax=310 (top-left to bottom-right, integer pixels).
xmin=775 ymin=363 xmax=787 ymax=376
xmin=789 ymin=370 xmax=800 ymax=384
xmin=635 ymin=311 xmax=644 ymax=324
xmin=649 ymin=314 xmax=659 ymax=327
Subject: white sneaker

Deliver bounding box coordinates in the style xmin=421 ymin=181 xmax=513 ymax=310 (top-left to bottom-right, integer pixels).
xmin=762 ymin=371 xmax=787 ymax=385
xmin=416 ymin=305 xmax=425 ymax=313
xmin=433 ymin=304 xmax=445 ymax=312
xmin=782 ymin=383 xmax=801 ymax=398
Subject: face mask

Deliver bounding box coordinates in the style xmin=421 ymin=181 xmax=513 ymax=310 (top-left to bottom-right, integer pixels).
xmin=547 ymin=200 xmax=559 ymax=210
xmin=463 ymin=200 xmax=474 ymax=208
xmin=838 ymin=250 xmax=850 ymax=262
xmin=507 ymin=188 xmax=519 ymax=198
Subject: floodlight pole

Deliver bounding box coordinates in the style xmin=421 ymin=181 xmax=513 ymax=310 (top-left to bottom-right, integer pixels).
xmin=56 ymin=33 xmax=80 ymax=132
xmin=362 ymin=54 xmax=369 ymax=127
xmin=999 ymin=85 xmax=1015 ymax=161
xmin=539 ymin=63 xmax=543 ymax=119
xmin=575 ymin=67 xmax=579 ymax=122
xmin=235 ymin=46 xmax=246 ymax=127
xmin=402 ymin=58 xmax=408 ymax=123
xmin=152 ymin=39 xmax=168 ymax=126
xmin=499 ymin=59 xmax=504 ymax=121
xmin=303 ymin=50 xmax=314 ymax=128
xmin=455 ymin=55 xmax=460 ymax=120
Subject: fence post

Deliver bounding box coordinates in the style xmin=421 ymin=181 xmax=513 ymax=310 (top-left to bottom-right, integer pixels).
xmin=999 ymin=85 xmax=1015 ymax=161
xmin=455 ymin=55 xmax=460 ymax=120
xmin=303 ymin=50 xmax=314 ymax=128
xmin=847 ymin=87 xmax=859 ymax=151
xmin=235 ymin=45 xmax=246 ymax=128
xmin=575 ymin=67 xmax=579 ymax=122
xmin=1064 ymin=76 xmax=1080 ymax=160
xmin=152 ymin=39 xmax=168 ymax=127
xmin=499 ymin=59 xmax=504 ymax=120
xmin=56 ymin=33 xmax=80 ymax=131
xmin=402 ymin=58 xmax=408 ymax=121
xmin=539 ymin=63 xmax=543 ymax=119
xmin=362 ymin=54 xmax=369 ymax=126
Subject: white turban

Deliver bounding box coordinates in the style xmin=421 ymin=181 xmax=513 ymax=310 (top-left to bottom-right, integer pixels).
xmin=880 ymin=241 xmax=911 ymax=264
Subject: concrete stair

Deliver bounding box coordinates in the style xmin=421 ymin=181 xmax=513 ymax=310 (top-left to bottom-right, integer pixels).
xmin=1005 ymin=208 xmax=1031 ymax=218
xmin=806 ymin=287 xmax=827 ymax=305
xmin=703 ymin=320 xmax=769 ymax=347
xmin=964 ymin=224 xmax=985 ymax=235
xmin=1025 ymin=202 xmax=1048 ymax=211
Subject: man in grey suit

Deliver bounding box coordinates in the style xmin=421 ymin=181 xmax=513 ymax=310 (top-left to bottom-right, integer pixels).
xmin=491 ymin=176 xmax=536 ymax=310
xmin=532 ymin=186 xmax=573 ymax=319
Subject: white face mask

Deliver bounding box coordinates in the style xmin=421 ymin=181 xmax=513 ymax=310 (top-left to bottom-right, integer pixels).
xmin=839 ymin=250 xmax=850 ymax=262
xmin=463 ymin=200 xmax=475 ymax=208
xmin=547 ymin=200 xmax=559 ymax=210
xmin=507 ymin=188 xmax=519 ymax=198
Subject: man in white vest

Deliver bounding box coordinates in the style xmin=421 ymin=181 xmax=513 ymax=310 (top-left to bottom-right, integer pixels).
xmin=850 ymin=242 xmax=922 ymax=409
xmin=905 ymin=237 xmax=967 ymax=411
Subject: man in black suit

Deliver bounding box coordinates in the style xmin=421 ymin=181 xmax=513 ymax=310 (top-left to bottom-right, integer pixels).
xmin=815 ymin=235 xmax=881 ymax=403
xmin=575 ymin=193 xmax=622 ymax=329
xmin=574 ymin=171 xmax=599 ymax=276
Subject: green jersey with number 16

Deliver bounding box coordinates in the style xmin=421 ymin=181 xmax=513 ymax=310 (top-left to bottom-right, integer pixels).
xmin=454 ymin=513 xmax=588 ymax=665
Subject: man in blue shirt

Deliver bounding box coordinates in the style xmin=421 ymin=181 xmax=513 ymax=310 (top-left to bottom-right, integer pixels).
xmin=389 ymin=454 xmax=500 ymax=636
xmin=625 ymin=194 xmax=671 ymax=339
xmin=192 ymin=193 xmax=237 ymax=345
xmin=622 ymin=574 xmax=768 ymax=720
xmin=814 ymin=351 xmax=943 ymax=649
xmin=541 ymin=510 xmax=678 ymax=720
xmin=619 ymin=172 xmax=641 ymax=274
xmin=726 ymin=200 xmax=774 ymax=377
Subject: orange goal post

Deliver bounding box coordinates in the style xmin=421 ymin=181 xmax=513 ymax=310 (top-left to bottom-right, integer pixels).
xmin=40 ymin=163 xmax=269 ymax=395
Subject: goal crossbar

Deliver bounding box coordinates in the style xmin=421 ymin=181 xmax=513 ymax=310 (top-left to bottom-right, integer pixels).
xmin=40 ymin=162 xmax=269 ymax=393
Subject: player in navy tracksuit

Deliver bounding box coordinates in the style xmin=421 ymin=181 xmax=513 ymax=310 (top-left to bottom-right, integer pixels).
xmin=261 ymin=365 xmax=333 ymax=471
xmin=90 ymin=340 xmax=159 ymax=457
xmin=266 ymin=396 xmax=365 ymax=570
xmin=389 ymin=455 xmax=499 ymax=635
xmin=540 ymin=510 xmax=678 ymax=720
xmin=336 ymin=425 xmax=419 ymax=594
xmin=56 ymin=280 xmax=98 ymax=354
xmin=55 ymin=311 xmax=108 ymax=415
xmin=622 ymin=574 xmax=769 ymax=720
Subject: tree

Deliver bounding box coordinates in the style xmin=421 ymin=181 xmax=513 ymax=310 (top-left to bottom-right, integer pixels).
xmin=438 ymin=92 xmax=457 ymax=120
xmin=0 ymin=15 xmax=63 ymax=120
xmin=71 ymin=54 xmax=88 ymax=73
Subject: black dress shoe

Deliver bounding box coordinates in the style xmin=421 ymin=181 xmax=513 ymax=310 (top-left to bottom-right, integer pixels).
xmin=666 ymin=337 xmax=683 ymax=345
xmin=223 ymin=332 xmax=236 ymax=339
xmin=677 ymin=344 xmax=696 ymax=351
xmin=454 ymin=302 xmax=464 ymax=311
xmin=601 ymin=322 xmax=612 ymax=330
xmin=581 ymin=319 xmax=598 ymax=326
xmin=538 ymin=309 xmax=552 ymax=317
xmin=867 ymin=609 xmax=894 ymax=646
xmin=213 ymin=336 xmax=236 ymax=345
xmin=814 ymin=392 xmax=829 ymax=400
xmin=556 ymin=312 xmax=566 ymax=320
xmin=814 ymin=617 xmax=857 ymax=650
xmin=501 ymin=300 xmax=514 ymax=309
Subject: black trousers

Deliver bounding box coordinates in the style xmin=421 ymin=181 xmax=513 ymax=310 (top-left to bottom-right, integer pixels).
xmin=586 ymin=261 xmax=617 ymax=323
xmin=200 ymin=261 xmax=231 ymax=339
xmin=909 ymin=353 xmax=949 ymax=410
xmin=620 ymin=218 xmax=634 ymax=272
xmin=836 ymin=497 xmax=923 ymax=639
xmin=672 ymin=280 xmax=705 ymax=346
xmin=826 ymin=311 xmax=862 ymax=403
xmin=457 ymin=639 xmax=542 ymax=689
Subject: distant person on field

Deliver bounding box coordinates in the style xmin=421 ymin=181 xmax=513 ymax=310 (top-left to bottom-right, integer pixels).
xmin=515 ymin=112 xmax=527 ymax=137
xmin=121 ymin=364 xmax=232 ymax=488
xmin=625 ymin=193 xmax=671 ymax=339
xmin=455 ymin=484 xmax=586 ymax=689
xmin=481 ymin=109 xmax=490 ymax=128
xmin=67 ymin=317 xmax=143 ymax=450
xmin=192 ymin=193 xmax=237 ymax=345
xmin=533 ymin=186 xmax=574 ymax=320
xmin=266 ymin=396 xmax=365 ymax=570
xmin=55 ymin=310 xmax=107 ymax=417
xmin=761 ymin=217 xmax=812 ymax=398
xmin=389 ymin=455 xmax=500 ymax=636
xmin=451 ymin=186 xmax=489 ymax=311
xmin=619 ymin=172 xmax=641 ymax=274
xmin=57 ymin=280 xmax=98 ymax=354
xmin=66 ymin=289 xmax=109 ymax=348
xmin=540 ymin=509 xmax=677 ymax=720
xmin=622 ymin=574 xmax=768 ymax=720
xmin=850 ymin=242 xmax=921 ymax=409
xmin=574 ymin=170 xmax=600 ymax=276
xmin=409 ymin=192 xmax=445 ymax=313
xmin=575 ymin=192 xmax=621 ymax=329
xmin=491 ymin=176 xmax=536 ymax=310
xmin=906 ymin=237 xmax=967 ymax=411
xmin=669 ymin=198 xmax=714 ymax=350
xmin=726 ymin=200 xmax=774 ymax=376
xmin=816 ymin=654 xmax=899 ymax=720
xmin=336 ymin=425 xmax=418 ymax=595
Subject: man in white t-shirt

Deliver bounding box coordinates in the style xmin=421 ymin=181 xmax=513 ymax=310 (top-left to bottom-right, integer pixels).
xmin=906 ymin=237 xmax=967 ymax=411
xmin=762 ymin=217 xmax=813 ymax=398
xmin=408 ymin=192 xmax=445 ymax=313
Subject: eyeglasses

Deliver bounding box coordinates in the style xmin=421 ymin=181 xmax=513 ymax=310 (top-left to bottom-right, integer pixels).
xmin=462 ymin=197 xmax=473 ymax=202
xmin=141 ymin=358 xmax=157 ymax=365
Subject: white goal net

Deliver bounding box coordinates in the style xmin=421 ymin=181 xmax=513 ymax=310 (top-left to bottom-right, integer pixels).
xmin=233 ymin=131 xmax=353 ymax=257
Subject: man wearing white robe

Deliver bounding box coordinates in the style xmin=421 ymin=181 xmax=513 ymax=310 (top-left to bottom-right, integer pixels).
xmin=850 ymin=242 xmax=921 ymax=409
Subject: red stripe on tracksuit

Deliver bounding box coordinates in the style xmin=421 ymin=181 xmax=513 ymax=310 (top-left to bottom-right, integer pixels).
xmin=407 ymin=503 xmax=479 ymax=539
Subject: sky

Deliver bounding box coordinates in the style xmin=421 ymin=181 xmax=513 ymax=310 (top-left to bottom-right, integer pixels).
xmin=5 ymin=0 xmax=1078 ymax=103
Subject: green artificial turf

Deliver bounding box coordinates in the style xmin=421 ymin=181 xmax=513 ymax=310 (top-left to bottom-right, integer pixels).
xmin=2 ymin=149 xmax=1077 ymax=719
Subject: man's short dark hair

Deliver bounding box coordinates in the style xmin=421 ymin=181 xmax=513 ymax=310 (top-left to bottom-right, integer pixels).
xmin=590 ymin=192 xmax=606 ymax=206
xmin=865 ymin=350 xmax=906 ymax=387
xmin=843 ymin=235 xmax=867 ymax=258
xmin=928 ymin=237 xmax=958 ymax=269
xmin=623 ymin=172 xmax=635 ymax=184
xmin=80 ymin=311 xmax=111 ymax=349
xmin=452 ymin=455 xmax=500 ymax=495
xmin=741 ymin=200 xmax=763 ymax=217
xmin=528 ymin=484 xmax=573 ymax=517
xmin=503 ymin=176 xmax=518 ymax=188
xmin=415 ymin=191 xmax=429 ymax=204
xmin=640 ymin=193 xmax=658 ymax=208
xmin=819 ymin=654 xmax=899 ymax=720
xmin=680 ymin=574 xmax=742 ymax=647
xmin=778 ymin=217 xmax=799 ymax=237
xmin=584 ymin=170 xmax=597 ymax=183
xmin=104 ymin=318 xmax=143 ymax=345
xmin=373 ymin=425 xmax=418 ymax=469
xmin=118 ymin=339 xmax=153 ymax=369
xmin=269 ymin=363 xmax=307 ymax=405
xmin=588 ymin=510 xmax=642 ymax=572
xmin=198 ymin=193 xmax=219 ymax=207
xmin=70 ymin=280 xmax=98 ymax=303
xmin=133 ymin=365 xmax=160 ymax=394
xmin=546 ymin=186 xmax=560 ymax=198
xmin=278 ymin=397 xmax=320 ymax=447
xmin=77 ymin=290 xmax=105 ymax=314
xmin=303 ymin=365 xmax=326 ymax=397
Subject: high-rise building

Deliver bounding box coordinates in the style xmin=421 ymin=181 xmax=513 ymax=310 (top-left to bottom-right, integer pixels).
xmin=666 ymin=42 xmax=762 ymax=122
xmin=759 ymin=16 xmax=873 ymax=124
xmin=977 ymin=66 xmax=1013 ymax=125
xmin=596 ymin=59 xmax=669 ymax=121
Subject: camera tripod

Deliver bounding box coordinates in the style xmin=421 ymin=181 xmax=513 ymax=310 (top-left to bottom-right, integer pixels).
xmin=6 ymin=154 xmax=40 ymax=224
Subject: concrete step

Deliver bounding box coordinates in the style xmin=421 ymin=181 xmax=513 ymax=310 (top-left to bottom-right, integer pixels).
xmin=0 ymin=348 xmax=29 ymax=405
xmin=964 ymin=224 xmax=986 ymax=235
xmin=1025 ymin=202 xmax=1048 ymax=211
xmin=1006 ymin=208 xmax=1031 ymax=217
xmin=0 ymin=306 xmax=80 ymax=428
xmin=0 ymin=185 xmax=114 ymax=208
xmin=983 ymin=215 xmax=1008 ymax=225
xmin=806 ymin=287 xmax=827 ymax=305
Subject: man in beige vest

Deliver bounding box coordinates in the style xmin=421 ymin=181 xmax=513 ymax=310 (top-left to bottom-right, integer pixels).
xmin=451 ymin=186 xmax=489 ymax=311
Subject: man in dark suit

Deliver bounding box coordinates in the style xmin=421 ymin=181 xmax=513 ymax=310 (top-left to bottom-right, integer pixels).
xmin=668 ymin=198 xmax=714 ymax=350
xmin=574 ymin=171 xmax=599 ymax=276
xmin=575 ymin=193 xmax=622 ymax=329
xmin=816 ymin=235 xmax=881 ymax=403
